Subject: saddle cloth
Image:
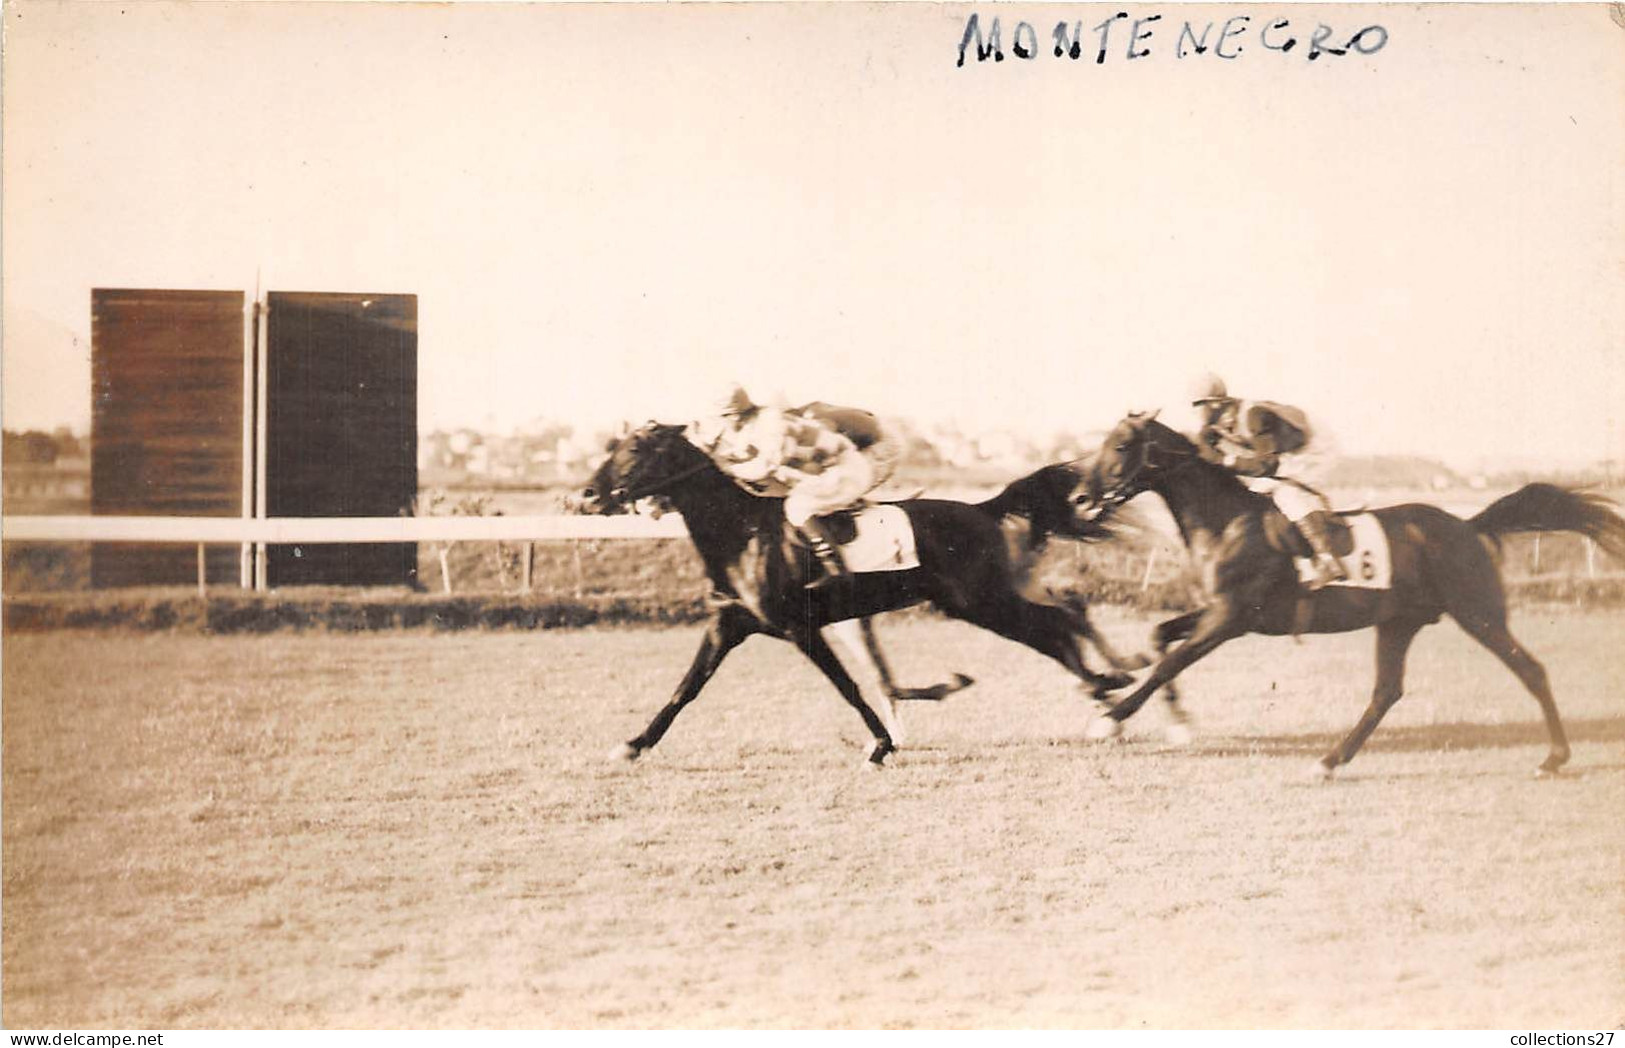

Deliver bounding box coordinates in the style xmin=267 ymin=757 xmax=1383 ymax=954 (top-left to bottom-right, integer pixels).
xmin=828 ymin=505 xmax=920 ymax=573
xmin=1296 ymin=512 xmax=1391 ymax=590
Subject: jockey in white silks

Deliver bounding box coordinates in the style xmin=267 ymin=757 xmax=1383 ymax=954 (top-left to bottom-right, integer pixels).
xmin=1189 ymin=373 xmax=1349 ymax=589
xmin=690 ymin=386 xmax=894 ymax=589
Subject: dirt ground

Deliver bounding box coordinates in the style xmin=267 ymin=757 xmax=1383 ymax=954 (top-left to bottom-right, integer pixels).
xmin=3 ymin=609 xmax=1622 ymax=1028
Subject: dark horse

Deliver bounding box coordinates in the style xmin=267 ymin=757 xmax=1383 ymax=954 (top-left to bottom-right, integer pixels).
xmin=580 ymin=422 xmax=1136 ymax=767
xmin=1083 ymin=412 xmax=1625 ymax=777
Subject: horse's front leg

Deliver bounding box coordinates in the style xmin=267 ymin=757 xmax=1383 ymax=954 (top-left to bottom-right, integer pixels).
xmin=1086 ymin=603 xmax=1241 ymax=741
xmin=821 ymin=618 xmax=905 ymax=746
xmin=615 ymin=605 xmax=756 ymax=762
xmin=795 ymin=628 xmax=896 ymax=768
xmin=1151 ymin=610 xmax=1204 ymax=745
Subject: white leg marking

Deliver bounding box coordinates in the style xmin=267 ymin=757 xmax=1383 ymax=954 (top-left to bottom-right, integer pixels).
xmin=1085 ymin=715 xmax=1124 ymax=742
xmin=822 ymin=620 xmax=905 ymax=747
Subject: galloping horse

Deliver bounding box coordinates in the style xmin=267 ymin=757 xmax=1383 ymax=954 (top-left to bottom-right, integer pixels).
xmin=1082 ymin=412 xmax=1625 ymax=777
xmin=580 ymin=422 xmax=1135 ymax=767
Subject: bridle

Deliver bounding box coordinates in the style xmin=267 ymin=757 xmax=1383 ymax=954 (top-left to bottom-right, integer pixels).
xmin=1096 ymin=419 xmax=1195 ymax=508
xmin=604 ymin=429 xmax=716 ymax=508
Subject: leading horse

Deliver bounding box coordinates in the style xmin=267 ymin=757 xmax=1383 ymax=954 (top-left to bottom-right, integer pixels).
xmin=1081 ymin=412 xmax=1625 ymax=777
xmin=580 ymin=422 xmax=1135 ymax=767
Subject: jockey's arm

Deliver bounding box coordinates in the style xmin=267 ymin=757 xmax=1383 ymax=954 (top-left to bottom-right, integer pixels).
xmin=727 ymin=448 xmax=777 ymax=484
xmin=772 ymin=418 xmax=852 ymax=480
xmin=1201 ymin=426 xmax=1279 ymax=477
xmin=1225 ymin=432 xmax=1280 ymax=477
xmin=711 ymin=414 xmax=789 ymax=484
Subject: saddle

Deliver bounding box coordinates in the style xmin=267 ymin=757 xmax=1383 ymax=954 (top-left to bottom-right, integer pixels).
xmin=784 ymin=505 xmax=920 ymax=574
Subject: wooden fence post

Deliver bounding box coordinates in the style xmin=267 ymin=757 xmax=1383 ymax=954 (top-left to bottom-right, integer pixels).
xmin=196 ymin=543 xmax=208 ymax=600
xmin=522 ymin=541 xmax=534 ymax=593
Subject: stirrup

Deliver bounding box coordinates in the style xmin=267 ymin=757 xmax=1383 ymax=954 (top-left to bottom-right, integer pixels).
xmin=1305 ymin=555 xmax=1347 ymax=591
xmin=805 ymin=540 xmax=847 ymax=591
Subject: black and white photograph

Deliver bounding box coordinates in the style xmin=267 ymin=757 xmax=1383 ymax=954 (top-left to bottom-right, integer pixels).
xmin=2 ymin=0 xmax=1622 ymax=1031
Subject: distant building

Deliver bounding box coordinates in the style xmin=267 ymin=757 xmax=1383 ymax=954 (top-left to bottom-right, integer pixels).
xmin=2 ymin=458 xmax=90 ymax=512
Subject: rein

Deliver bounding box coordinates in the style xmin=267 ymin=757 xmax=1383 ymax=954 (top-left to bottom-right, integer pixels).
xmin=611 ymin=457 xmax=717 ymax=507
xmin=1099 ymin=427 xmax=1198 ymax=507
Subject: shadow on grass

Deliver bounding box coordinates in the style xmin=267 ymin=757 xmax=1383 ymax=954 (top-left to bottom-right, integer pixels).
xmin=583 ymin=717 xmax=1625 ymax=776
xmin=1191 ymin=715 xmax=1625 ymax=759
xmin=860 ymin=717 xmax=1625 ymax=775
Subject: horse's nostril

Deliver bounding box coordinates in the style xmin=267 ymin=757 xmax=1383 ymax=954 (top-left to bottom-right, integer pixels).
xmin=583 ymin=488 xmax=596 ymax=499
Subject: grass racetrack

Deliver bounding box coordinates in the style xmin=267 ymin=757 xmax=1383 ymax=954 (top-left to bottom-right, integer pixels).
xmin=4 ymin=609 xmax=1622 ymax=1028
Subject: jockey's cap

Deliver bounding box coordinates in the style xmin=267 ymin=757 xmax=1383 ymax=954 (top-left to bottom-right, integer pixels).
xmin=1190 ymin=372 xmax=1232 ymax=405
xmin=718 ymin=384 xmax=757 ymax=418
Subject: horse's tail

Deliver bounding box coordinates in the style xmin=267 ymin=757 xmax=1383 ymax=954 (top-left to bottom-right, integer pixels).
xmin=1468 ymin=484 xmax=1625 ymax=560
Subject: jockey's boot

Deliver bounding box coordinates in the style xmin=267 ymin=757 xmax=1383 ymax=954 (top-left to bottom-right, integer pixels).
xmin=801 ymin=518 xmax=851 ymax=591
xmin=1297 ymin=511 xmax=1349 ymax=590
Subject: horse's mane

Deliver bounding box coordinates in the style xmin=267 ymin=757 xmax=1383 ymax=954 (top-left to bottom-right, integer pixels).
xmin=1137 ymin=416 xmax=1253 ymax=496
xmin=1139 ymin=416 xmax=1194 ymax=452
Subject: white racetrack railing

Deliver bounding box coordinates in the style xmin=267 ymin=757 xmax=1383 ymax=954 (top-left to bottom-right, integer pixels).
xmin=0 ymin=514 xmax=688 ymax=543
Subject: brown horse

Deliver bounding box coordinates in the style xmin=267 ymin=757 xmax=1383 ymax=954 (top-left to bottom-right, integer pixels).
xmin=579 ymin=422 xmax=1136 ymax=767
xmin=1083 ymin=412 xmax=1625 ymax=777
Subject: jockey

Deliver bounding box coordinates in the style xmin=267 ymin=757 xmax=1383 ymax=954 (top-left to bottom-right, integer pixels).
xmin=1189 ymin=373 xmax=1349 ymax=588
xmin=692 ymin=386 xmax=885 ymax=589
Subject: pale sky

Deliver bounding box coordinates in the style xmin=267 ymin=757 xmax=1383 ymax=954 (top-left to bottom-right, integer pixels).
xmin=4 ymin=2 xmax=1622 ymax=469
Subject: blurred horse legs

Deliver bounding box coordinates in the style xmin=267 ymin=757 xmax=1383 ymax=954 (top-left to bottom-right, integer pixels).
xmin=1152 ymin=610 xmax=1204 ymax=744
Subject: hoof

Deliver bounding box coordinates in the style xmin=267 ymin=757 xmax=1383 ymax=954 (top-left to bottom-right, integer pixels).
xmin=1118 ymin=652 xmax=1153 ymax=672
xmin=878 ymin=702 xmax=907 ymax=748
xmin=1309 ymin=759 xmax=1336 ymax=783
xmin=1085 ymin=715 xmax=1124 ymax=742
xmin=609 ymin=741 xmax=642 ymax=764
xmin=1536 ymin=751 xmax=1570 ymax=779
xmin=864 ymin=740 xmax=893 ymax=768
xmin=1164 ymin=721 xmax=1194 ymax=747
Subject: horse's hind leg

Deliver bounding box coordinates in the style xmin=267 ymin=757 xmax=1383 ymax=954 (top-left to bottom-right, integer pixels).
xmin=617 ymin=605 xmax=754 ymax=762
xmin=1053 ymin=591 xmax=1150 ymax=673
xmin=959 ymin=598 xmax=1130 ymax=699
xmin=1452 ymin=612 xmax=1571 ymax=775
xmin=1319 ymin=617 xmax=1426 ymax=778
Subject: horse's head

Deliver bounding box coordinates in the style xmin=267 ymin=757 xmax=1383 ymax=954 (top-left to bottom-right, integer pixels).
xmin=1090 ymin=410 xmax=1182 ymax=508
xmin=1003 ymin=459 xmax=1117 ymax=541
xmin=579 ymin=422 xmax=704 ymax=515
